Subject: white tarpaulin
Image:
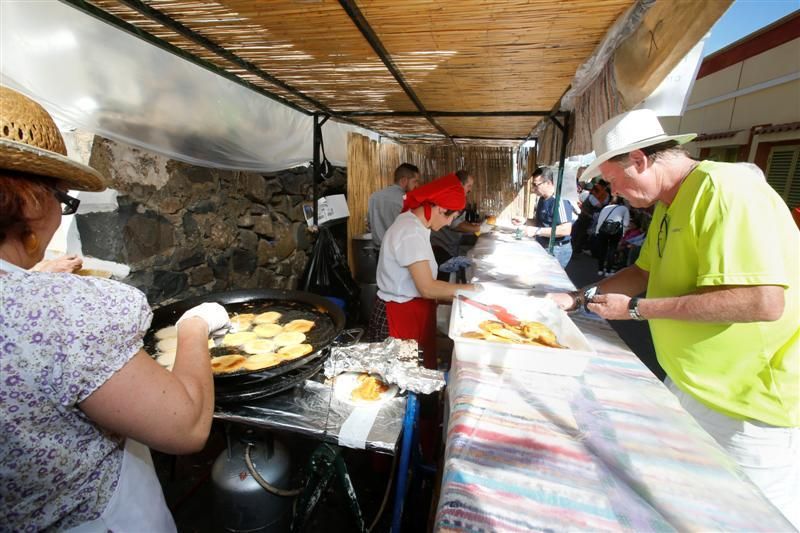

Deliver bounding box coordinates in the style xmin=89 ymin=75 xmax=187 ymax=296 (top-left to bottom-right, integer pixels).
xmin=635 ymin=36 xmax=707 ymax=117
xmin=0 ymin=0 xmax=377 ymax=172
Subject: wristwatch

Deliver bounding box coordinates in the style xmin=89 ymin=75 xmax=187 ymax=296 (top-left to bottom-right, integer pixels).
xmin=628 ymin=297 xmax=645 ymax=321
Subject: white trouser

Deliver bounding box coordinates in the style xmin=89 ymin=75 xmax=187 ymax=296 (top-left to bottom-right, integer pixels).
xmin=666 ymin=379 xmax=799 ymax=530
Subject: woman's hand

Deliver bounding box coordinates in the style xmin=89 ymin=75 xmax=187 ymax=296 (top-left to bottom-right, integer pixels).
xmin=32 ymin=254 xmax=83 ymax=273
xmin=511 ymin=216 xmax=526 ymax=226
xmin=177 ymin=302 xmax=230 ymax=334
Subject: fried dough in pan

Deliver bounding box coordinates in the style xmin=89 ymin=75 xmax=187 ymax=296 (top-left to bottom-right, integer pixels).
xmin=253 ymin=311 xmax=282 ymax=324
xmin=277 ymin=343 xmax=313 ymax=360
xmin=243 ymin=352 xmax=282 ymax=371
xmin=156 ymin=337 xmax=178 ymax=352
xmin=242 ymin=339 xmax=276 ymax=355
xmin=222 ymin=331 xmax=258 ymax=347
xmin=253 ymin=323 xmax=283 ymax=338
xmin=273 ymin=331 xmax=306 ymax=347
xmin=283 ymin=319 xmax=315 ymax=333
xmin=155 ymin=326 xmax=177 ymax=340
xmin=230 ymin=314 xmax=256 ymax=330
xmin=211 ymin=354 xmax=247 ymax=374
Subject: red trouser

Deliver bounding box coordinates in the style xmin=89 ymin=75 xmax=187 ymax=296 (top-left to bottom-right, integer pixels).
xmin=384 ymin=297 xmax=438 ymax=369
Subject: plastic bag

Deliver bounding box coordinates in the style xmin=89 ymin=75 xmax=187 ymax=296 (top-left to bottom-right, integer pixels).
xmin=303 ymin=227 xmax=361 ymax=323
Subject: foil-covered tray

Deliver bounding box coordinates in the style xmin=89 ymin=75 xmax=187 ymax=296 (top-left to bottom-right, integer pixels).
xmin=324 ymin=338 xmax=446 ymax=395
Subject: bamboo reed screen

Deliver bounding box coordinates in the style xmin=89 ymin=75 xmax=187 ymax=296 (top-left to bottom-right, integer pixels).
xmin=346 ymin=133 xmax=538 ymax=274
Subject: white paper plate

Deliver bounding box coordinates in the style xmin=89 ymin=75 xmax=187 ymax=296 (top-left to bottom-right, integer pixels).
xmin=333 ymin=372 xmax=398 ymax=406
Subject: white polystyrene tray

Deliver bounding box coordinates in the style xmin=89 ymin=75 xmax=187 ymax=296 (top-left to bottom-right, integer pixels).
xmin=448 ymin=290 xmax=593 ymax=376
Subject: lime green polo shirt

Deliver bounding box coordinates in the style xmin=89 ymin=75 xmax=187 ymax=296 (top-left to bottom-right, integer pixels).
xmin=636 ymin=161 xmax=799 ymax=427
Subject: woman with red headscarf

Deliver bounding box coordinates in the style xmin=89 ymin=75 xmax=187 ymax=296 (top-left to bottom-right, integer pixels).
xmin=367 ymin=173 xmax=477 ymax=369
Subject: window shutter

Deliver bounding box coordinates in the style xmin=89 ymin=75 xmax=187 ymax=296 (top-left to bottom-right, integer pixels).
xmin=787 ymin=155 xmax=800 ymax=208
xmin=765 ymin=146 xmax=799 ymax=206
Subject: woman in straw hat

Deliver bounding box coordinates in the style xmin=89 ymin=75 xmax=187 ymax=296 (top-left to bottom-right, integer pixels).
xmin=367 ymin=173 xmax=478 ymax=369
xmin=0 ymin=86 xmax=229 ymax=531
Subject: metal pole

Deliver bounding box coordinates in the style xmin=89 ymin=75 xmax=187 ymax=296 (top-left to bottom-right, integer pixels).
xmin=548 ymin=112 xmax=570 ymax=255
xmin=312 ymin=113 xmax=321 ymax=226
xmin=390 ymin=393 xmax=418 ymax=532
xmin=312 ymin=113 xmax=331 ymax=226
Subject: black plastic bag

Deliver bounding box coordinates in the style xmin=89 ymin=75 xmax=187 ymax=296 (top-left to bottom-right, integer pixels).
xmin=303 ymin=226 xmax=361 ymax=323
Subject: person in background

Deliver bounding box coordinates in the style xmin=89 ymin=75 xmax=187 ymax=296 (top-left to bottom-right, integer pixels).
xmin=367 ymin=162 xmax=421 ymax=249
xmin=571 ymin=179 xmax=609 ymax=254
xmin=367 ymin=173 xmax=477 ymax=369
xmin=430 ymin=169 xmax=481 ymax=281
xmin=618 ymin=216 xmax=645 ymax=267
xmin=32 ymin=252 xmax=83 ymax=273
xmin=512 ymin=167 xmax=576 ymax=269
xmin=0 ymin=86 xmax=228 ymax=531
xmin=593 ymin=196 xmax=630 ymax=276
xmin=549 ymin=109 xmax=799 ymax=529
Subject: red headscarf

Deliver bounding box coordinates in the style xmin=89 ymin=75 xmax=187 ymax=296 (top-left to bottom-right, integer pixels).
xmin=402 ymin=173 xmax=466 ymax=221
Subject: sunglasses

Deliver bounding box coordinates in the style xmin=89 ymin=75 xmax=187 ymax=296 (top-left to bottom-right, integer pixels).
xmin=52 ymin=189 xmax=80 ymax=215
xmin=657 ymin=214 xmax=668 ymax=258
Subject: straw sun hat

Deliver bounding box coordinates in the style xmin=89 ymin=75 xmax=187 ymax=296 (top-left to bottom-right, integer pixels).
xmin=0 ymin=86 xmax=105 ymax=191
xmin=581 ymin=109 xmax=696 ymax=182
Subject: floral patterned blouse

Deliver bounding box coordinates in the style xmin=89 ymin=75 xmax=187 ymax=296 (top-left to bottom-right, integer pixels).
xmin=0 ymin=269 xmax=152 ymax=531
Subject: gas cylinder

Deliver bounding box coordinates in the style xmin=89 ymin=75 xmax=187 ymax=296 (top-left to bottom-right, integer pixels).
xmin=212 ymin=433 xmax=294 ymax=532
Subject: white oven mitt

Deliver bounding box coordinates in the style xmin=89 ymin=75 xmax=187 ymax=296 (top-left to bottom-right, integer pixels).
xmin=176 ymin=302 xmax=230 ymax=335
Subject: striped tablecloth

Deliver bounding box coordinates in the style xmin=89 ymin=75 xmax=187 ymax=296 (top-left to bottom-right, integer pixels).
xmin=435 ymin=236 xmax=791 ymax=532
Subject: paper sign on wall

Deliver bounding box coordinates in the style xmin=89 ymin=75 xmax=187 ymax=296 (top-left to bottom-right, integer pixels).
xmin=305 ymin=194 xmax=350 ymax=226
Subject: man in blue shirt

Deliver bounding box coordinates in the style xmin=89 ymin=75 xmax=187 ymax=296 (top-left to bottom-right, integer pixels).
xmin=514 ymin=167 xmax=576 ymax=268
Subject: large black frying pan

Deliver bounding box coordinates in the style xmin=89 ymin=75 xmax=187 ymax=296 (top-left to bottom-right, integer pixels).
xmin=144 ymin=289 xmax=346 ymax=400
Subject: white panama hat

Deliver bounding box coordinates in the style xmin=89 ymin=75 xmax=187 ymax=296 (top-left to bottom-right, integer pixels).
xmin=581 ymin=109 xmax=696 ymax=182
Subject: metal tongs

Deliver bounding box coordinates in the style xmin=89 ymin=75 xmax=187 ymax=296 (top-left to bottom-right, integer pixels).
xmin=457 ymin=294 xmax=521 ymax=327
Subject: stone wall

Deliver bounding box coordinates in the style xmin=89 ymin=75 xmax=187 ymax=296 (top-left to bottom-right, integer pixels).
xmin=77 ymin=137 xmax=345 ymax=304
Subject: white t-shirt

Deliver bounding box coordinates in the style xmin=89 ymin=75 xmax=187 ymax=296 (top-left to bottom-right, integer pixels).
xmin=377 ymin=211 xmax=437 ymax=303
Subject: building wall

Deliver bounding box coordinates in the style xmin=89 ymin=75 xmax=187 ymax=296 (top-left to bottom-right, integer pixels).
xmin=52 ymin=135 xmax=347 ymax=305
xmin=674 ymin=36 xmax=800 ymax=137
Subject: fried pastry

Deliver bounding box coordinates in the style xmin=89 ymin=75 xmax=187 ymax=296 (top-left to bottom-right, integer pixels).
xmin=156 ymin=352 xmax=176 ymax=368
xmin=466 ymin=318 xmax=565 ymax=348
xmin=211 ymin=354 xmax=247 ymax=374
xmin=283 ymin=319 xmax=315 ymax=333
xmin=222 ymin=331 xmax=258 ymax=347
xmin=156 ymin=337 xmax=178 ymax=352
xmin=277 ymin=343 xmax=313 ymax=359
xmin=478 ymin=320 xmax=506 ymax=333
xmin=520 ymin=321 xmax=563 ymax=348
xmin=243 ymin=352 xmax=282 ymax=371
xmin=253 ymin=311 xmax=282 ymax=324
xmin=253 ymin=323 xmax=283 ymax=338
xmin=273 ymin=331 xmax=306 ymax=347
xmin=351 ymin=374 xmax=389 ymax=402
xmin=489 ymin=327 xmax=526 ymax=342
xmin=154 ymin=326 xmax=177 ymax=340
xmin=230 ymin=313 xmax=256 ymax=330
xmin=242 ymin=339 xmax=276 ymax=355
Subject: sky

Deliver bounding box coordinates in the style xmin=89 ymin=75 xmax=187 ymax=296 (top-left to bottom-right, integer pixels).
xmin=703 ymin=0 xmax=800 ymax=56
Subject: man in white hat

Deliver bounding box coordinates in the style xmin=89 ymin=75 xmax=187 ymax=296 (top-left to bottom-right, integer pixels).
xmin=550 ymin=109 xmax=799 ymax=528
